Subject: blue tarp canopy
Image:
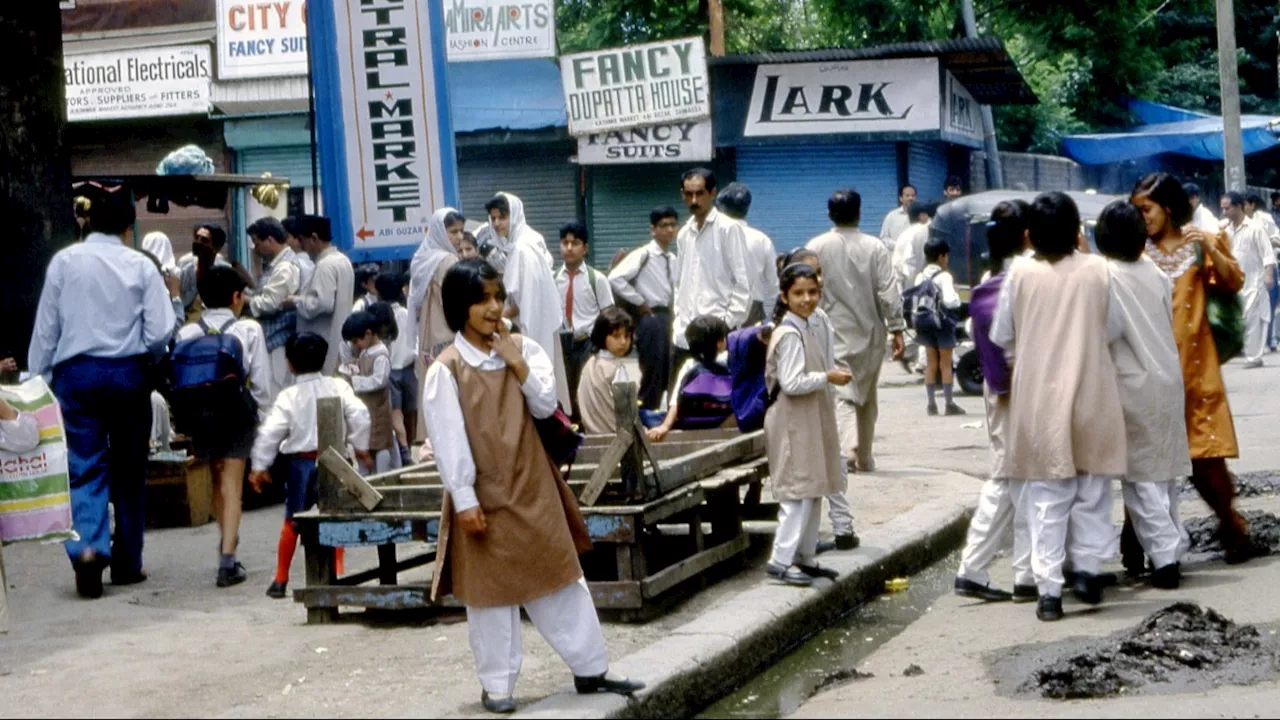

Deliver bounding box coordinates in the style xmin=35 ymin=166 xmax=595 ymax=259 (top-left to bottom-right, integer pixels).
xmin=447 ymin=59 xmax=567 ymax=133
xmin=1062 ymin=99 xmax=1280 ymax=165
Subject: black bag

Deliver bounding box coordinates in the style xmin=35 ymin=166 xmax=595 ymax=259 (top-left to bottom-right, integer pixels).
xmin=535 ymin=407 xmax=584 ymax=468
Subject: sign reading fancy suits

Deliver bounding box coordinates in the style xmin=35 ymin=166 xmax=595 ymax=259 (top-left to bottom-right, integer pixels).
xmin=560 ymin=36 xmax=710 ymax=136
xmin=216 ymin=0 xmax=310 ymax=79
xmin=309 ymin=0 xmax=459 ymax=261
xmin=444 ymin=0 xmax=556 ymax=62
xmin=64 ymin=45 xmax=211 ymax=122
xmin=577 ymin=119 xmax=713 ymax=165
xmin=744 ymin=58 xmax=940 ymax=137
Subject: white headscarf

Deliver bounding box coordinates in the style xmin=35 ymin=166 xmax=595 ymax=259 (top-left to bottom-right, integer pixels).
xmin=487 ymin=192 xmax=553 ymax=269
xmin=407 ymin=207 xmax=461 ymax=337
xmin=141 ymin=231 xmax=177 ymax=273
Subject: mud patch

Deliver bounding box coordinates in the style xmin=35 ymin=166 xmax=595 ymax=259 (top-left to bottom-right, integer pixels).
xmin=809 ymin=668 xmax=873 ymax=696
xmin=991 ymin=604 xmax=1278 ymax=699
xmin=1184 ymin=510 xmax=1280 ymax=556
xmin=1180 ymin=472 xmax=1280 ymax=499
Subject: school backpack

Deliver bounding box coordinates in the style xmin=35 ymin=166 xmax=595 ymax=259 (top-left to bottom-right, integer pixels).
xmin=675 ymin=362 xmax=735 ymax=430
xmin=727 ymin=325 xmax=769 ymax=432
xmin=167 ymin=318 xmax=257 ymax=437
xmin=903 ymin=274 xmax=947 ymax=332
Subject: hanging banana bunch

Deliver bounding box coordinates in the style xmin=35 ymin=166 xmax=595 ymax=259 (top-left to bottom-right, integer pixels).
xmin=251 ymin=172 xmax=289 ymax=210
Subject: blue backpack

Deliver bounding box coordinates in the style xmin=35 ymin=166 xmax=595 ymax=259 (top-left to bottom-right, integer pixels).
xmin=727 ymin=325 xmax=769 ymax=432
xmin=168 ymin=318 xmax=256 ymax=436
xmin=903 ymin=274 xmax=948 ymax=332
xmin=675 ymin=362 xmax=735 ymax=430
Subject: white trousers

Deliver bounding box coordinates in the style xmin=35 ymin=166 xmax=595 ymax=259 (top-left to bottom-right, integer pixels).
xmin=1021 ymin=475 xmax=1115 ymax=597
xmin=826 ymin=491 xmax=855 ymax=536
xmin=268 ymin=345 xmax=293 ymax=399
xmin=835 ymin=391 xmax=878 ymax=471
xmin=772 ymin=498 xmax=823 ymax=567
xmin=1121 ymin=480 xmax=1188 ymax=569
xmin=466 ymin=577 xmax=609 ymax=697
xmin=956 ymin=477 xmax=1033 ymax=587
xmin=1244 ymin=316 xmax=1268 ymax=363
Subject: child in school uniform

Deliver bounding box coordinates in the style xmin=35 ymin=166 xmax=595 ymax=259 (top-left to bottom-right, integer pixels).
xmin=458 ymin=231 xmax=480 ymax=261
xmin=646 ymin=315 xmax=735 ymax=442
xmin=1095 ymin=200 xmax=1192 ymax=589
xmin=556 ymin=222 xmax=615 ymax=423
xmin=911 ymin=238 xmax=966 ymax=416
xmin=249 ymin=333 xmax=372 ymax=599
xmin=576 ymin=307 xmax=635 ymax=435
xmin=338 ymin=311 xmax=396 ymax=473
xmin=174 ymin=266 xmax=273 ymax=588
xmin=991 ymin=192 xmax=1127 ymax=622
xmin=764 ymin=262 xmax=853 ymax=587
xmin=377 ymin=274 xmax=419 ymax=466
xmin=422 ymin=259 xmax=642 ymax=713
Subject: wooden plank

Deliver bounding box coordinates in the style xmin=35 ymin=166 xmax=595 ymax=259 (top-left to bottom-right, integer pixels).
xmin=641 ymin=533 xmax=749 ymax=599
xmin=653 ymin=431 xmax=766 ymax=496
xmin=357 ymin=461 xmax=436 ymax=487
xmin=639 ymin=485 xmax=705 ymax=526
xmin=587 ymin=580 xmax=644 ymax=609
xmin=318 ymin=518 xmax=416 ymax=547
xmin=315 ymin=397 xmax=345 ymax=513
xmin=580 ymin=513 xmax=637 ymax=543
xmin=371 ymin=461 xmax=621 ymax=487
xmin=294 ymin=584 xmax=446 ymax=610
xmin=301 ymin=523 xmax=339 ymax=624
xmin=615 ymin=545 xmax=636 ymax=581
xmin=570 ymin=438 xmax=723 ymax=465
xmin=318 ymin=447 xmax=384 ymax=511
xmin=334 ymin=548 xmax=436 ymax=586
xmin=579 ymin=433 xmax=632 ymax=506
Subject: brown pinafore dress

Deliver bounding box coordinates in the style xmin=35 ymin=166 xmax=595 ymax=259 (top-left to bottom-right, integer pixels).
xmin=430 ymin=339 xmax=592 ymax=607
xmin=357 ymin=348 xmax=394 ymax=451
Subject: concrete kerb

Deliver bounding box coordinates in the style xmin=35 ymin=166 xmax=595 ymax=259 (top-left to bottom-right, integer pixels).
xmin=517 ymin=476 xmax=978 ymax=719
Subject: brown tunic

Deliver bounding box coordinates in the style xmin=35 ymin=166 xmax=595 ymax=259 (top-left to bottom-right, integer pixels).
xmin=430 ymin=341 xmax=592 ymax=607
xmin=764 ymin=323 xmax=844 ymax=500
xmin=1146 ymin=232 xmax=1244 ymax=459
xmin=415 ymin=257 xmax=458 ymax=441
xmin=576 ymin=353 xmax=623 ymax=435
xmin=356 ymin=348 xmax=393 ymax=451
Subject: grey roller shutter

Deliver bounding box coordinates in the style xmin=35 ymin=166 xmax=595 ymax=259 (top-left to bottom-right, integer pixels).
xmin=239 ymin=145 xmax=318 ymax=187
xmin=457 ymin=145 xmax=580 ymax=239
xmin=908 ymin=141 xmax=950 ymax=202
xmin=587 ymin=165 xmax=687 ymax=268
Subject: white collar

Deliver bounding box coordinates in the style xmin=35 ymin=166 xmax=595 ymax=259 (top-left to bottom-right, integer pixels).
xmin=687 ymin=208 xmax=721 ymax=233
xmin=782 ymin=311 xmax=813 ymax=330
xmin=454 ymin=332 xmax=499 ymax=364
xmin=295 ymin=372 xmax=324 ymax=385
xmin=85 ymin=232 xmax=125 ymax=246
xmin=202 ymin=307 xmax=237 ymax=324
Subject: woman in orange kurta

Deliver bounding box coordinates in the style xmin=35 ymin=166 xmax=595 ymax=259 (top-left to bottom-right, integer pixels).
xmin=1132 ymin=173 xmax=1255 ymax=563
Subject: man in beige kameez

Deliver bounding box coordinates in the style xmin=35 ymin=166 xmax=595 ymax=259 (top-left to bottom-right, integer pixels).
xmin=806 ymin=190 xmax=906 ymax=472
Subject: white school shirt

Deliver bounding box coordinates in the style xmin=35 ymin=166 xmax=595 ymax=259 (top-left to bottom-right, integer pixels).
xmin=295 ymin=251 xmax=316 ymax=291
xmin=607 ymin=240 xmax=677 ymax=308
xmin=774 ymin=312 xmax=833 ymax=396
xmin=175 ymin=308 xmax=273 ymax=421
xmin=340 ymin=342 xmax=392 ymax=393
xmin=742 ymin=222 xmax=779 ymax=320
xmin=389 ymin=303 xmax=415 ymax=369
xmin=892 ymin=221 xmax=931 ymax=288
xmin=0 ymin=413 xmax=39 ymax=453
xmin=28 ymin=233 xmax=176 ymax=377
xmin=879 ymin=206 xmax=911 ymax=251
xmin=422 ymin=332 xmax=557 ymax=513
xmin=250 ymin=373 xmax=372 ymax=472
xmin=556 ymin=264 xmax=615 ymax=339
xmin=914 ymin=265 xmax=962 ymax=310
xmin=673 ymin=208 xmax=752 ymax=349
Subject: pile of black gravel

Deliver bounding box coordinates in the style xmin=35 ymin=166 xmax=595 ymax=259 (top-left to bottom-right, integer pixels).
xmin=1029 ymin=604 xmax=1274 ymax=699
xmin=1184 ymin=510 xmax=1280 ymax=556
xmin=1179 ymin=472 xmax=1280 ymax=499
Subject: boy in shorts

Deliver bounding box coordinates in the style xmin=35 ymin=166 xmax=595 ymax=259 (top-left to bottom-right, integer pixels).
xmin=911 ymin=237 xmax=965 ymax=416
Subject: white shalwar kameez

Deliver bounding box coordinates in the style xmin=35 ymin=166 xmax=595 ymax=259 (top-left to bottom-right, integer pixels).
xmin=1226 ymin=218 xmax=1276 ymax=363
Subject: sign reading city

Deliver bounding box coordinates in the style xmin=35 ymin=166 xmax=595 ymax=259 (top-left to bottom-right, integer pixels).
xmin=744 ymin=58 xmax=940 ymax=137
xmin=444 ymin=0 xmax=556 ymax=62
xmin=64 ymin=45 xmax=212 ymax=122
xmin=309 ymin=0 xmax=459 ymax=260
xmin=560 ymin=36 xmax=710 ymax=136
xmin=577 ymin=119 xmax=713 ymax=164
xmin=216 ymin=0 xmax=309 ymax=79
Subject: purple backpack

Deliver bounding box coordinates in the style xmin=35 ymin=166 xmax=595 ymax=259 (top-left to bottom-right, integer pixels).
xmin=675 ymin=362 xmax=734 ymax=430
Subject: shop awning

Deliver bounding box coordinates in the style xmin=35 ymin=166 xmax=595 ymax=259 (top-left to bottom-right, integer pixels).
xmin=1062 ymin=99 xmax=1280 ymax=164
xmin=448 ymin=59 xmax=567 ymax=133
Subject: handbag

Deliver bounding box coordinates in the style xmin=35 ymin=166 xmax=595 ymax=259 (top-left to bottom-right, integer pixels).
xmin=1195 ymin=241 xmax=1245 ymax=364
xmin=534 ymin=406 xmax=584 ymax=468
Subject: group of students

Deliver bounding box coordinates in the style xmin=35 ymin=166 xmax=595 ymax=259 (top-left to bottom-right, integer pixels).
xmin=953 ymin=173 xmax=1261 ymax=622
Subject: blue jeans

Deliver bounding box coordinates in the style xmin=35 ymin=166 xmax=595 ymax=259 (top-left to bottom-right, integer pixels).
xmin=1268 ymin=283 xmax=1279 ymax=349
xmin=52 ymin=355 xmax=152 ymax=574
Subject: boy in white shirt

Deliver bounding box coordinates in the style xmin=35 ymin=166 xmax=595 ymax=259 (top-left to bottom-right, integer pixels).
xmin=377 ymin=274 xmax=419 ymax=466
xmin=338 ymin=311 xmax=396 ymax=472
xmin=250 ymin=334 xmax=372 ymax=599
xmin=910 ymin=237 xmax=965 ymax=416
xmin=556 ymin=222 xmax=615 ymax=422
xmin=173 ymin=266 xmax=272 ymax=588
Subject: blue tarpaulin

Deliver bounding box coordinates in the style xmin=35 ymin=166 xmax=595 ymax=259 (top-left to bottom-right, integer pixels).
xmin=447 ymin=59 xmax=567 ymax=133
xmin=1062 ymin=99 xmax=1280 ymax=164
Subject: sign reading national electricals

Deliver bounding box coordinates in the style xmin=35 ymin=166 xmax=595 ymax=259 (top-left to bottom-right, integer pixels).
xmin=560 ymin=36 xmax=710 ymax=136
xmin=216 ymin=0 xmax=310 ymax=79
xmin=743 ymin=58 xmax=940 ymax=137
xmin=577 ymin=119 xmax=713 ymax=165
xmin=64 ymin=45 xmax=211 ymax=122
xmin=309 ymin=0 xmax=458 ymax=259
xmin=444 ymin=0 xmax=555 ymax=62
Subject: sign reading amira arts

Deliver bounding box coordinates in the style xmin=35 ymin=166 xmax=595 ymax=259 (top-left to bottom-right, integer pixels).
xmin=560 ymin=36 xmax=710 ymax=136
xmin=444 ymin=0 xmax=555 ymax=62
xmin=744 ymin=58 xmax=941 ymax=137
xmin=309 ymin=0 xmax=459 ymax=260
xmin=64 ymin=45 xmax=211 ymax=122
xmin=577 ymin=119 xmax=713 ymax=165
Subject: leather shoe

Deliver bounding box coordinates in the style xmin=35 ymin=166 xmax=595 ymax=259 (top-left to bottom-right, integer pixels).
xmin=266 ymin=581 xmax=289 ymax=599
xmin=480 ymin=691 xmax=517 ymax=714
xmin=1150 ymin=563 xmax=1180 ymax=590
xmin=1036 ymin=595 xmax=1064 ymax=622
xmin=1011 ymin=584 xmax=1038 ymax=604
xmin=815 ymin=539 xmax=837 ymax=555
xmin=73 ymin=549 xmax=106 ymax=599
xmin=1071 ymin=571 xmax=1104 ymax=605
xmin=835 ymin=533 xmax=860 ymax=551
xmin=574 ymin=672 xmax=645 ymax=695
xmin=953 ymin=577 xmax=1012 ymax=602
xmin=796 ymin=563 xmax=839 ymax=580
xmin=765 ymin=562 xmax=813 ymax=587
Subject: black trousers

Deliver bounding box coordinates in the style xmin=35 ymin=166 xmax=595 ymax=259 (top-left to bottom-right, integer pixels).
xmin=562 ymin=333 xmax=595 ymax=423
xmin=635 ymin=310 xmax=674 ymax=409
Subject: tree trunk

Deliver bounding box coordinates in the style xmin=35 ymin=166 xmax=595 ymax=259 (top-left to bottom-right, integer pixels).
xmin=0 ymin=6 xmax=74 ymax=370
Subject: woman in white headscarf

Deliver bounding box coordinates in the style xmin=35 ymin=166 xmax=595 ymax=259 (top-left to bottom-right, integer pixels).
xmin=410 ymin=207 xmax=466 ymax=367
xmin=475 ymin=192 xmax=554 ymax=270
xmin=141 ymin=231 xmax=178 ymax=274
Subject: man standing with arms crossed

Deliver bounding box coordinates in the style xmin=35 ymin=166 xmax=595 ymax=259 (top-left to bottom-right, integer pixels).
xmin=608 ymin=206 xmax=680 ymax=409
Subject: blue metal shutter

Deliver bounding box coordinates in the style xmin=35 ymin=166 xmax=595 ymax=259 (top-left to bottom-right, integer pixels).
xmin=238 ymin=145 xmax=318 ymax=187
xmin=457 ymin=145 xmax=580 ymax=240
xmin=587 ymin=165 xmax=687 ymax=268
xmin=908 ymin=141 xmax=949 ymax=202
xmin=734 ymin=144 xmax=899 ymax=252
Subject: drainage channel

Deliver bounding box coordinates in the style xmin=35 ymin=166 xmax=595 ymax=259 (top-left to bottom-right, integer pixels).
xmin=698 ymin=549 xmax=961 ymax=719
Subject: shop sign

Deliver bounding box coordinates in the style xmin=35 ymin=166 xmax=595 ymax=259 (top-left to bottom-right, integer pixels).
xmin=941 ymin=70 xmax=982 ymax=148
xmin=311 ymin=0 xmax=458 ymax=258
xmin=577 ymin=119 xmax=713 ymax=164
xmin=744 ymin=58 xmax=940 ymax=137
xmin=444 ymin=0 xmax=556 ymax=62
xmin=64 ymin=45 xmax=212 ymax=122
xmin=216 ymin=0 xmax=309 ymax=80
xmin=561 ymin=36 xmax=710 ymax=136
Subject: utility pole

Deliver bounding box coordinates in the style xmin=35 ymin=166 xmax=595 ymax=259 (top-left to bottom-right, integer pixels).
xmin=960 ymin=0 xmax=1004 ymax=189
xmin=708 ymin=0 xmax=726 ymax=56
xmin=1216 ymin=0 xmax=1246 ymax=191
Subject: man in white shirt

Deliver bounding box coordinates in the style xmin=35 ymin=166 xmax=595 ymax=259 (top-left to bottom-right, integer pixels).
xmin=608 ymin=206 xmax=679 ymax=408
xmin=247 ymin=217 xmax=302 ymax=399
xmin=943 ymin=175 xmax=964 ymax=202
xmin=892 ymin=201 xmax=935 ymax=290
xmin=283 ymin=216 xmax=316 ymax=291
xmin=1245 ymin=192 xmax=1280 ymax=247
xmin=555 ymin=222 xmax=614 ymax=421
xmin=1222 ymin=192 xmax=1276 ymax=367
xmin=672 ymin=168 xmax=752 ymax=376
xmin=878 ymin=184 xmax=917 ymax=251
xmin=715 ymin=182 xmax=778 ymax=326
xmin=286 ymin=215 xmax=355 ymax=375
xmin=1184 ymin=182 xmax=1220 ymax=233
xmin=28 ymin=192 xmax=176 ymax=598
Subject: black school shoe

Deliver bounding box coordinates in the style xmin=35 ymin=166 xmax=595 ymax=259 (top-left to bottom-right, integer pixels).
xmin=1150 ymin=563 xmax=1180 ymax=590
xmin=73 ymin=548 xmax=106 ymax=600
xmin=796 ymin=563 xmax=840 ymax=580
xmin=835 ymin=533 xmax=860 ymax=551
xmin=1011 ymin=584 xmax=1039 ymax=604
xmin=481 ymin=691 xmax=517 ymax=714
xmin=765 ymin=562 xmax=813 ymax=586
xmin=266 ymin=581 xmax=288 ymax=599
xmin=815 ymin=539 xmax=837 ymax=555
xmin=217 ymin=562 xmax=248 ymax=588
xmin=1036 ymin=595 xmax=1064 ymax=621
xmin=1071 ymin=571 xmax=1104 ymax=605
xmin=574 ymin=672 xmax=646 ymax=695
xmin=953 ymin=577 xmax=1012 ymax=602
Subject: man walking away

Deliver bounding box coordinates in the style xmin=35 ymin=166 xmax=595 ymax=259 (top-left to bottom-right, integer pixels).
xmin=891 ymin=201 xmax=936 ymax=292
xmin=806 ymin=190 xmax=906 ymax=472
xmin=715 ymin=182 xmax=778 ymax=327
xmin=608 ymin=206 xmax=679 ymax=409
xmin=1221 ymin=192 xmax=1275 ymax=368
xmin=287 ymin=215 xmax=355 ymax=375
xmin=879 ymin=184 xmax=917 ymax=252
xmin=247 ymin=217 xmax=302 ymax=399
xmin=28 ymin=191 xmax=176 ymax=598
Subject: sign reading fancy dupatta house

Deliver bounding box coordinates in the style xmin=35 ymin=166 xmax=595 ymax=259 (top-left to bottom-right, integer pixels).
xmin=444 ymin=0 xmax=556 ymax=62
xmin=64 ymin=45 xmax=211 ymax=122
xmin=560 ymin=37 xmax=710 ymax=136
xmin=309 ymin=0 xmax=459 ymax=261
xmin=744 ymin=58 xmax=940 ymax=137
